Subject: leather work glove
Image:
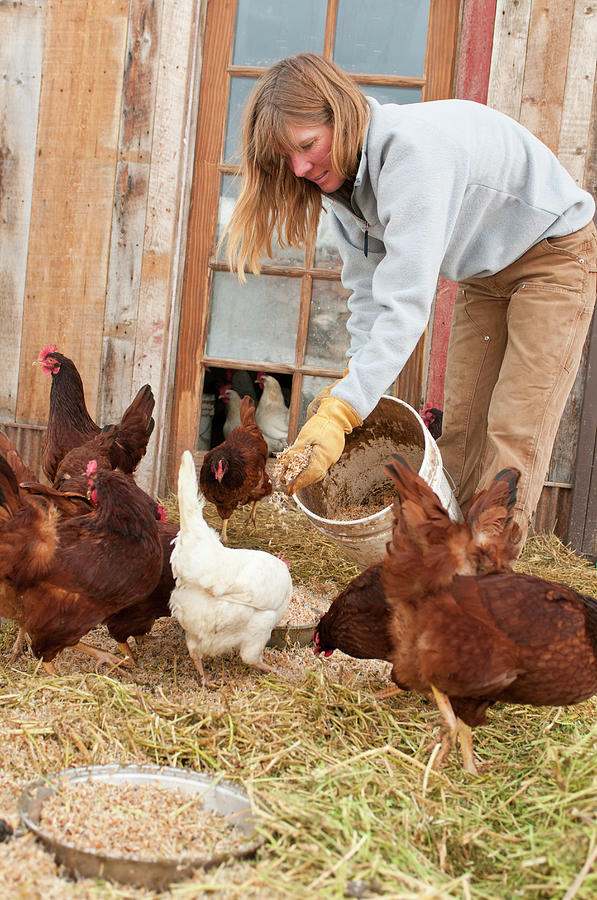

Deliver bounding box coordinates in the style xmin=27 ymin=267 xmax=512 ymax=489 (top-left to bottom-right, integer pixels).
xmin=305 ymin=365 xmax=350 ymax=419
xmin=281 ymin=395 xmax=362 ymax=495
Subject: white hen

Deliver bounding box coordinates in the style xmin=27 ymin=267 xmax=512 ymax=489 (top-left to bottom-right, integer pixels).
xmin=221 ymin=387 xmax=242 ymax=440
xmin=169 ymin=450 xmax=292 ymax=685
xmin=255 ymin=374 xmax=290 ymax=455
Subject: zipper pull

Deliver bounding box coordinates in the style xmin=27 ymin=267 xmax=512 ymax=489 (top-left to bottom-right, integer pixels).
xmin=364 ymin=227 xmax=368 ymax=258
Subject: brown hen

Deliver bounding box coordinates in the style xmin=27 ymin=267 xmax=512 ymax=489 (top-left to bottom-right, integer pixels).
xmin=0 ymin=433 xmax=93 ymax=658
xmin=0 ymin=454 xmax=162 ymax=673
xmin=104 ymin=520 xmax=178 ymax=661
xmin=35 ymin=345 xmax=155 ymax=483
xmin=200 ymin=395 xmax=272 ymax=542
xmin=383 ymin=454 xmax=597 ymax=774
xmin=312 ymin=463 xmax=521 ymax=698
xmin=312 ymin=562 xmax=402 ymax=698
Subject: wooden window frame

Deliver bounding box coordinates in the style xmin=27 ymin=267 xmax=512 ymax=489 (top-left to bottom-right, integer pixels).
xmin=168 ymin=0 xmax=460 ymax=482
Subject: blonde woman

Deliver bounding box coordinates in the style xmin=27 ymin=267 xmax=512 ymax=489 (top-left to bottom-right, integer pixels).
xmin=226 ymin=52 xmax=597 ymax=552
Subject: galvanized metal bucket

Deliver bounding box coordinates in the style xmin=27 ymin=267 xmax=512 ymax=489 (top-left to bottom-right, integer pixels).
xmin=294 ymin=395 xmax=462 ymax=569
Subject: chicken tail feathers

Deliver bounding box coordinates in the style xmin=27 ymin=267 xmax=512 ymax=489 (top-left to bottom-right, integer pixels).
xmin=468 ymin=468 xmax=519 ymax=527
xmin=239 ymin=395 xmax=256 ymax=426
xmin=0 ymin=430 xmax=37 ymax=484
xmin=0 ymin=454 xmax=20 ymax=517
xmin=112 ymin=384 xmax=155 ymax=472
xmin=177 ymin=450 xmax=206 ymax=529
xmin=467 ymin=468 xmax=522 ymax=572
xmin=384 ymin=454 xmax=449 ymax=529
xmin=121 ymin=384 xmax=155 ymax=433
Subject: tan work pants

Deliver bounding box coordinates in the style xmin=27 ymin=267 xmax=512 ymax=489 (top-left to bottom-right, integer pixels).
xmin=438 ymin=220 xmax=597 ymax=549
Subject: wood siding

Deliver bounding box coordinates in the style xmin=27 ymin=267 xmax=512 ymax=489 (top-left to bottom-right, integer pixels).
xmin=0 ymin=0 xmax=596 ymax=551
xmin=0 ymin=0 xmax=206 ymax=493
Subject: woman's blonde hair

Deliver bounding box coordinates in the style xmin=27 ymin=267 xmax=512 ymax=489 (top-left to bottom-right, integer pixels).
xmin=224 ymin=53 xmax=370 ymax=279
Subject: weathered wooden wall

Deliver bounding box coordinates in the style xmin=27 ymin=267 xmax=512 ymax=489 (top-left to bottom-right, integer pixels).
xmin=1 ymin=0 xmax=46 ymax=421
xmin=488 ymin=0 xmax=597 ymax=537
xmin=0 ymin=0 xmax=205 ymax=493
xmin=0 ymin=0 xmax=596 ymax=544
xmin=428 ymin=0 xmax=597 ymax=542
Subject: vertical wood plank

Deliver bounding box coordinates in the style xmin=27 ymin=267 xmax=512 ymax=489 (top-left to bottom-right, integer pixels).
xmin=99 ymin=0 xmax=162 ymax=429
xmin=133 ymin=0 xmax=205 ymax=491
xmin=543 ymin=0 xmax=597 ymax=491
xmin=567 ymin=59 xmax=597 ymax=555
xmin=519 ymin=0 xmax=574 ymax=153
xmin=568 ymin=309 xmax=597 ymax=554
xmin=486 ymin=0 xmax=532 ymax=117
xmin=557 ymin=0 xmax=597 ymax=186
xmin=425 ymin=278 xmax=457 ymax=410
xmin=424 ymin=0 xmax=460 ymax=101
xmin=454 ymin=0 xmax=497 ymax=103
xmin=0 ymin=0 xmax=46 ymax=420
xmin=427 ymin=0 xmax=497 ymax=410
xmin=16 ymin=0 xmax=129 ymax=425
xmin=168 ymin=0 xmax=237 ymax=484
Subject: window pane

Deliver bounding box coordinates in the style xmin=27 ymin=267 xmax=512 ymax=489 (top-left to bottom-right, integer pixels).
xmin=233 ymin=0 xmax=326 ymax=67
xmin=224 ymin=77 xmax=256 ymax=164
xmin=216 ymin=174 xmax=304 ymax=267
xmin=305 ymin=279 xmax=351 ymax=367
xmin=300 ymin=375 xmax=337 ymax=425
xmin=334 ymin=0 xmax=430 ymax=77
xmin=206 ymin=271 xmax=301 ymax=363
xmin=362 ymin=84 xmax=422 ymax=106
xmin=314 ymin=208 xmax=343 ymax=270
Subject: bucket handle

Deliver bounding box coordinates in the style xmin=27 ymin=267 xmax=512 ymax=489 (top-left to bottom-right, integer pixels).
xmin=442 ymin=466 xmax=457 ymax=492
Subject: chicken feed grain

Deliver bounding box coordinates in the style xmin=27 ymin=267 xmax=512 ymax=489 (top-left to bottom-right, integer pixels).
xmin=38 ymin=780 xmax=246 ymax=859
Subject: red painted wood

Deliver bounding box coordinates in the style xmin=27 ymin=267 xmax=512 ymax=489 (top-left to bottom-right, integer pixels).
xmin=425 ymin=0 xmax=496 ymax=409
xmin=455 ymin=0 xmax=497 ymax=103
xmin=426 ymin=278 xmax=458 ymax=410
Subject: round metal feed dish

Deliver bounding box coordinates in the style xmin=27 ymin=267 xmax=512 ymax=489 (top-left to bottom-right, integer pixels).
xmin=18 ymin=764 xmax=262 ymax=890
xmin=294 ymin=395 xmax=461 ymax=569
xmin=268 ymin=618 xmax=319 ymax=649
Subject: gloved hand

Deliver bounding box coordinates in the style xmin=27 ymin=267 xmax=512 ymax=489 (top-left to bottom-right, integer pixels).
xmin=305 ymin=365 xmax=350 ymax=419
xmin=281 ymin=396 xmax=362 ymax=495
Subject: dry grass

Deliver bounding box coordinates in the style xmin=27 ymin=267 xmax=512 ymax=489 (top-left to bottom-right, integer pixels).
xmin=1 ymin=495 xmax=597 ymax=899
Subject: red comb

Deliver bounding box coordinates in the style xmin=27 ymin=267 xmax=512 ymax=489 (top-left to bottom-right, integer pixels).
xmin=39 ymin=343 xmax=58 ymax=360
xmin=86 ymin=459 xmax=98 ymax=476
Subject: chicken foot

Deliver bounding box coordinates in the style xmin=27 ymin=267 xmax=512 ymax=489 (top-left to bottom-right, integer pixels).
xmin=248 ymin=500 xmax=259 ymax=528
xmin=9 ymin=627 xmax=27 ymax=662
xmin=190 ymin=649 xmax=209 ymax=687
xmin=220 ymin=519 xmax=229 ymax=544
xmin=69 ymin=641 xmax=134 ymax=672
xmin=117 ymin=640 xmax=137 ymax=665
xmin=431 ymin=685 xmax=479 ymax=775
xmin=248 ymin=660 xmax=271 ymax=674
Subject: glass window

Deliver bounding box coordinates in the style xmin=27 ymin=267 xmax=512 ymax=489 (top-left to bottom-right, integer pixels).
xmin=334 ymin=0 xmax=430 ymax=77
xmin=233 ymin=0 xmax=326 ymax=67
xmin=304 ymin=280 xmax=351 ymax=368
xmin=300 ymin=375 xmax=337 ymax=426
xmin=206 ymin=271 xmax=301 ymax=363
xmin=361 ymin=84 xmax=422 ymax=106
xmin=314 ymin=207 xmax=343 ymax=270
xmin=224 ymin=77 xmax=257 ymax=164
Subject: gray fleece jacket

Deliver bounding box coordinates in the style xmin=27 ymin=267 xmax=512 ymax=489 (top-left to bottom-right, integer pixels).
xmin=327 ymin=97 xmax=595 ymax=420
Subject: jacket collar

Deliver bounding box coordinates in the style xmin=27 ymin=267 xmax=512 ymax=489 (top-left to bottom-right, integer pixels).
xmin=326 ymin=101 xmax=372 ymax=207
